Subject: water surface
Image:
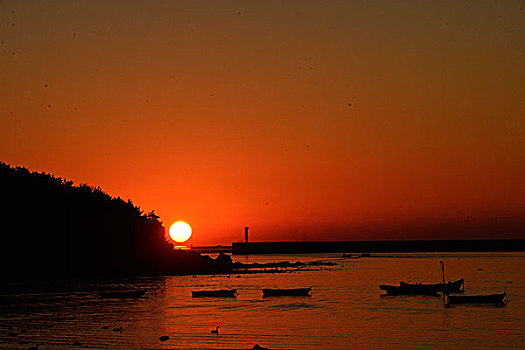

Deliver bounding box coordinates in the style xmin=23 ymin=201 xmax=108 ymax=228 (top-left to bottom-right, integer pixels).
xmin=1 ymin=252 xmax=523 ymax=349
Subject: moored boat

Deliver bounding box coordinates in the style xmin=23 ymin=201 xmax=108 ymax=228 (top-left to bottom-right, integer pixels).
xmin=262 ymin=287 xmax=311 ymax=297
xmin=191 ymin=289 xmax=237 ymax=297
xmin=380 ymin=279 xmax=464 ymax=296
xmin=100 ymin=288 xmax=147 ymax=299
xmin=447 ymin=292 xmax=507 ymax=305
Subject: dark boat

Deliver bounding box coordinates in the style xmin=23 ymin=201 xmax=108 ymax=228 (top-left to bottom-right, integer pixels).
xmin=191 ymin=289 xmax=237 ymax=297
xmin=100 ymin=288 xmax=147 ymax=299
xmin=379 ymin=279 xmax=464 ymax=295
xmin=262 ymin=287 xmax=311 ymax=297
xmin=447 ymin=292 xmax=507 ymax=305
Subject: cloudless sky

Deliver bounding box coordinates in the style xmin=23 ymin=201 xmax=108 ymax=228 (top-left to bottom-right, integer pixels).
xmin=1 ymin=0 xmax=524 ymax=245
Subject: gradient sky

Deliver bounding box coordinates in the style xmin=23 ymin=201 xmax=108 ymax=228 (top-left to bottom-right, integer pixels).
xmin=2 ymin=0 xmax=524 ymax=245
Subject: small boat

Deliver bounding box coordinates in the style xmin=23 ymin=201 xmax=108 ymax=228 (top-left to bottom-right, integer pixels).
xmin=262 ymin=287 xmax=311 ymax=297
xmin=191 ymin=289 xmax=237 ymax=297
xmin=100 ymin=288 xmax=147 ymax=299
xmin=380 ymin=279 xmax=464 ymax=296
xmin=447 ymin=292 xmax=507 ymax=305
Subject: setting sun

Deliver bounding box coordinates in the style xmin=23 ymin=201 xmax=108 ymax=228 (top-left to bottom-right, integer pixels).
xmin=169 ymin=221 xmax=192 ymax=243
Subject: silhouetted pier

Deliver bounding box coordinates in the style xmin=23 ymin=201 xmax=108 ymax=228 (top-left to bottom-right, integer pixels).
xmin=231 ymin=239 xmax=525 ymax=255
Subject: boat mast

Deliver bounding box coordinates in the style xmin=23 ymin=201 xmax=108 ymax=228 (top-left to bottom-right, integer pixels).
xmin=439 ymin=260 xmax=446 ymax=296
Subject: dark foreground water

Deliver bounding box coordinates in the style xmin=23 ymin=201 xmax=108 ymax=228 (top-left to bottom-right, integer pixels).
xmin=1 ymin=252 xmax=524 ymax=349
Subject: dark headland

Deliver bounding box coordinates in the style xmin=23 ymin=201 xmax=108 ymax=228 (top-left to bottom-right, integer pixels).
xmin=0 ymin=161 xmax=231 ymax=283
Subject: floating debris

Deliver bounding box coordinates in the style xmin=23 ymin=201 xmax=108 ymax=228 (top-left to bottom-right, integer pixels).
xmin=159 ymin=335 xmax=169 ymax=341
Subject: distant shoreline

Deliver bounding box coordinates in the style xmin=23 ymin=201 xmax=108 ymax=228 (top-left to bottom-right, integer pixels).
xmin=230 ymin=239 xmax=525 ymax=255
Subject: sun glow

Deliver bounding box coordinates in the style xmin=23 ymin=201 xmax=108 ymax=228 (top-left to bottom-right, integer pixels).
xmin=169 ymin=221 xmax=192 ymax=243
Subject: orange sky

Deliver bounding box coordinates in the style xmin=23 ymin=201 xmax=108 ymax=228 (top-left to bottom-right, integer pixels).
xmin=1 ymin=1 xmax=524 ymax=245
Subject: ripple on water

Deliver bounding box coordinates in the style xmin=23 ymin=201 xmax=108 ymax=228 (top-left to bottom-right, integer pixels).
xmin=267 ymin=301 xmax=322 ymax=311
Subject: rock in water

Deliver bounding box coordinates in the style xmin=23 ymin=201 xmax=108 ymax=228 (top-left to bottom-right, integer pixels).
xmin=253 ymin=345 xmax=271 ymax=350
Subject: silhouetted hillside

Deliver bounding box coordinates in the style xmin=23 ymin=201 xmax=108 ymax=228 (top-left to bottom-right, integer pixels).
xmin=0 ymin=161 xmax=230 ymax=282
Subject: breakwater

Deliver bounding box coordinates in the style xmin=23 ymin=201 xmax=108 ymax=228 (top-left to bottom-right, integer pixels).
xmin=231 ymin=239 xmax=525 ymax=255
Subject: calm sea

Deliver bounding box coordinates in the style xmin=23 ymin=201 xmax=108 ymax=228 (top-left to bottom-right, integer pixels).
xmin=1 ymin=252 xmax=524 ymax=349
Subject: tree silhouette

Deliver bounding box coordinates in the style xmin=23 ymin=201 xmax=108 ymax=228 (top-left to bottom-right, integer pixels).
xmin=0 ymin=161 xmax=232 ymax=282
xmin=0 ymin=161 xmax=175 ymax=280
